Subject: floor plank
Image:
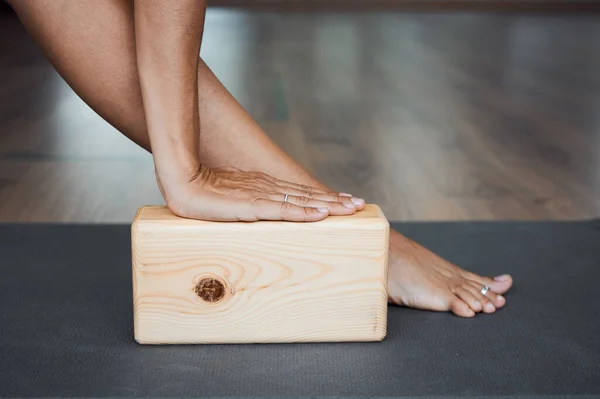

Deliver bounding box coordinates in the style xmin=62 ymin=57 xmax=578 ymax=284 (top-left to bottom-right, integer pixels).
xmin=0 ymin=10 xmax=599 ymax=222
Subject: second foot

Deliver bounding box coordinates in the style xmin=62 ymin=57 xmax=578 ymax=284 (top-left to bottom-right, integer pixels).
xmin=387 ymin=231 xmax=513 ymax=318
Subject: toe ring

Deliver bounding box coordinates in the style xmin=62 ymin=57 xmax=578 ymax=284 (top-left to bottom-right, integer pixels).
xmin=480 ymin=285 xmax=490 ymax=295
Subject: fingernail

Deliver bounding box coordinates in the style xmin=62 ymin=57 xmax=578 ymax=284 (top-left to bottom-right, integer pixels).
xmin=317 ymin=207 xmax=329 ymax=213
xmin=340 ymin=193 xmax=353 ymax=197
xmin=351 ymin=197 xmax=365 ymax=206
xmin=494 ymin=274 xmax=510 ymax=281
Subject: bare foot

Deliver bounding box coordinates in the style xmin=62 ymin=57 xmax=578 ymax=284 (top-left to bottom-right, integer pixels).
xmin=336 ymin=196 xmax=512 ymax=317
xmin=387 ymin=230 xmax=513 ymax=317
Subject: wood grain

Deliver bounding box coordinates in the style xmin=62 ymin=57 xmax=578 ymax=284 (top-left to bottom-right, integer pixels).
xmin=132 ymin=204 xmax=389 ymax=344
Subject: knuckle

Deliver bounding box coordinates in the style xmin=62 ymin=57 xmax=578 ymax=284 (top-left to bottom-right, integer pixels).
xmin=232 ymin=188 xmax=249 ymax=197
xmin=248 ymin=195 xmax=262 ymax=205
xmin=297 ymin=196 xmax=311 ymax=205
xmin=303 ymin=207 xmax=316 ymax=220
xmin=261 ymin=191 xmax=278 ymax=201
xmin=304 ymin=189 xmax=318 ymax=199
xmin=280 ymin=201 xmax=294 ymax=213
xmin=235 ymin=188 xmax=259 ymax=202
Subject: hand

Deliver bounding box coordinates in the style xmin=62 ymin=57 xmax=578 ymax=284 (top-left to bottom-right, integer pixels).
xmin=158 ymin=165 xmax=365 ymax=222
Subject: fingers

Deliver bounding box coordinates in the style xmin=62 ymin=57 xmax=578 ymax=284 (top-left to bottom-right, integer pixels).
xmin=243 ymin=171 xmax=366 ymax=210
xmin=215 ymin=169 xmax=366 ymax=213
xmin=169 ymin=192 xmax=329 ymax=222
xmin=229 ymin=184 xmax=360 ymax=215
xmin=243 ymin=198 xmax=330 ymax=222
xmin=276 ymin=181 xmax=366 ymax=210
xmin=266 ymin=181 xmax=344 ymax=200
xmin=239 ymin=191 xmax=355 ymax=217
xmin=263 ymin=182 xmax=364 ymax=210
xmin=281 ymin=186 xmax=361 ymax=209
xmin=196 ymin=186 xmax=351 ymax=220
xmin=190 ymin=168 xmax=366 ymax=222
xmin=283 ymin=194 xmax=357 ymax=215
xmin=255 ymin=174 xmax=331 ymax=194
xmin=255 ymin=192 xmax=356 ymax=215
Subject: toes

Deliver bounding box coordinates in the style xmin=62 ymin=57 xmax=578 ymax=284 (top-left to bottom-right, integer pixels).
xmin=493 ymin=293 xmax=506 ymax=308
xmin=463 ymin=284 xmax=496 ymax=313
xmin=465 ymin=272 xmax=513 ymax=295
xmin=490 ymin=274 xmax=513 ymax=294
xmin=450 ymin=297 xmax=476 ymax=318
xmin=455 ymin=288 xmax=483 ymax=313
xmin=482 ymin=300 xmax=496 ymax=313
xmin=466 ymin=280 xmax=505 ymax=309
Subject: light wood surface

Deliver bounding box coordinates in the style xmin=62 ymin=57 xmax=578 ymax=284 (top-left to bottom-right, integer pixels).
xmin=132 ymin=204 xmax=389 ymax=344
xmin=1 ymin=11 xmax=600 ymax=222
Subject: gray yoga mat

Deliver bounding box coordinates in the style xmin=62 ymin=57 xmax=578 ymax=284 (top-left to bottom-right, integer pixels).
xmin=1 ymin=220 xmax=599 ymax=398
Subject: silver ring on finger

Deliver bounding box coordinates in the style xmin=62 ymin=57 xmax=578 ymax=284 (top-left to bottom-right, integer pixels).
xmin=480 ymin=285 xmax=490 ymax=295
xmin=283 ymin=194 xmax=290 ymax=203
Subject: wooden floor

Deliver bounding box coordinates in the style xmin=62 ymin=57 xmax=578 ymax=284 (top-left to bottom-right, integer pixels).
xmin=1 ymin=9 xmax=599 ymax=222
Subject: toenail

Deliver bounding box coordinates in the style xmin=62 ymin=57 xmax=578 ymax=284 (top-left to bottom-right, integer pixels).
xmin=497 ymin=295 xmax=504 ymax=301
xmin=494 ymin=274 xmax=510 ymax=281
xmin=343 ymin=201 xmax=356 ymax=208
xmin=351 ymin=197 xmax=365 ymax=206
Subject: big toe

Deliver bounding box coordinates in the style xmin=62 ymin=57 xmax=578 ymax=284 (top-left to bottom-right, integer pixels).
xmin=488 ymin=274 xmax=513 ymax=294
xmin=468 ymin=273 xmax=513 ymax=294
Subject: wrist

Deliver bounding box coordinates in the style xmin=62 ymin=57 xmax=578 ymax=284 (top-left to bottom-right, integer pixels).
xmin=154 ymin=163 xmax=212 ymax=218
xmin=154 ymin=155 xmax=202 ymax=189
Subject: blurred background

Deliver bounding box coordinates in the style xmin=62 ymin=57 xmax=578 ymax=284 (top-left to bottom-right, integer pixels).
xmin=0 ymin=1 xmax=599 ymax=222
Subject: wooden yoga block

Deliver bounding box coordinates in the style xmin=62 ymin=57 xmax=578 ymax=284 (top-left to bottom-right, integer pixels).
xmin=131 ymin=205 xmax=389 ymax=344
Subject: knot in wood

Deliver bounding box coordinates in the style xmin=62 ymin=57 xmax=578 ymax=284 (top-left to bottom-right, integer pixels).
xmin=195 ymin=277 xmax=226 ymax=303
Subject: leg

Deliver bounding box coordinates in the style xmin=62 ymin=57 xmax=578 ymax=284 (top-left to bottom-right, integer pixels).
xmin=9 ymin=0 xmax=512 ymax=317
xmin=6 ymin=0 xmax=333 ymax=187
xmin=191 ymin=63 xmax=512 ymax=315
